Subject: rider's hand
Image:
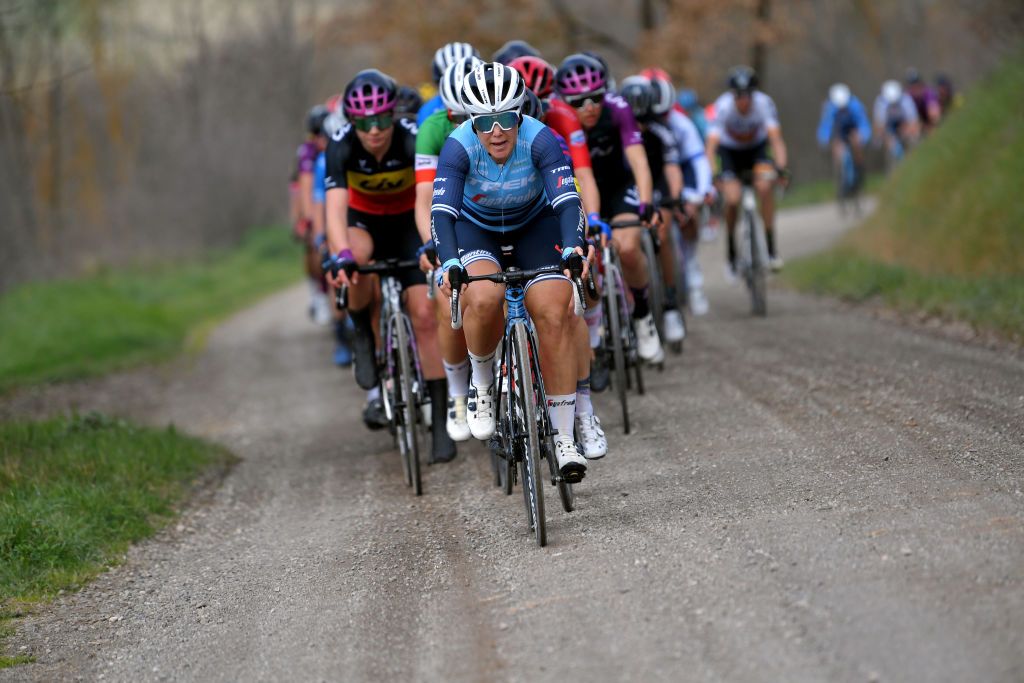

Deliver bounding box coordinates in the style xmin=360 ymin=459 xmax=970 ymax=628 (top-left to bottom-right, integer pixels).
xmin=637 ymin=202 xmax=656 ymax=226
xmin=586 ymin=212 xmax=611 ymax=248
xmin=561 ymin=246 xmax=590 ymax=281
xmin=438 ymin=259 xmax=463 ymax=299
xmin=326 ymin=249 xmax=357 ymax=289
xmin=777 ymin=167 xmax=792 ymax=188
xmin=416 ymin=240 xmax=437 ymax=274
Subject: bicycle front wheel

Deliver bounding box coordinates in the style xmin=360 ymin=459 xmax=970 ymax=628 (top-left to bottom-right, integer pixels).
xmin=511 ymin=322 xmax=546 ymax=547
xmin=640 ymin=228 xmax=665 ymax=343
xmin=747 ymin=210 xmax=767 ymax=317
xmin=604 ymin=256 xmax=630 ymax=434
xmin=396 ymin=314 xmax=423 ymax=495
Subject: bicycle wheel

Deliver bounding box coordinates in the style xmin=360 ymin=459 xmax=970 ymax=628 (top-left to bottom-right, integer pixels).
xmin=668 ymin=221 xmax=688 ymax=353
xmin=640 ymin=229 xmax=665 ymax=343
xmin=395 ymin=314 xmax=423 ymax=495
xmin=604 ymin=255 xmax=631 ymax=434
xmin=747 ymin=210 xmax=767 ymax=317
xmin=511 ymin=322 xmax=546 ymax=546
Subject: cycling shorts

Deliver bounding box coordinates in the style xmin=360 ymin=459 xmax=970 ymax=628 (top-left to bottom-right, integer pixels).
xmin=456 ymin=207 xmax=570 ymax=292
xmin=348 ymin=208 xmax=426 ymax=290
xmin=599 ymin=184 xmax=641 ymax=218
xmin=718 ymin=142 xmax=771 ymax=180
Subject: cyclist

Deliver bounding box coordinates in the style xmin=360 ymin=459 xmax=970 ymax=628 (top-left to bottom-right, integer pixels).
xmin=414 ymin=56 xmax=481 ymax=449
xmin=677 ymin=88 xmax=708 ymax=140
xmin=905 ymin=68 xmax=941 ymax=134
xmin=552 ymin=53 xmax=665 ymax=364
xmin=395 ymin=85 xmax=423 ymax=122
xmin=644 ymin=67 xmax=714 ymax=318
xmin=297 ymin=105 xmax=332 ymax=326
xmin=418 ymin=42 xmax=480 ymax=126
xmin=873 ymin=80 xmax=919 ymax=163
xmin=323 ymin=69 xmax=455 ymax=462
xmin=816 ymin=83 xmax=871 ymax=192
xmin=313 ymin=111 xmax=354 ymax=367
xmin=491 ymin=39 xmax=541 ymax=65
xmin=431 ymin=62 xmax=590 ymax=479
xmin=509 ymin=55 xmax=555 ymax=101
xmin=706 ymin=65 xmax=789 ymax=273
xmin=935 ymin=74 xmax=961 ymax=119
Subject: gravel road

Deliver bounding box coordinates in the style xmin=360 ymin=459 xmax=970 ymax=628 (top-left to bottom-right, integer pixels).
xmin=3 ymin=202 xmax=1023 ymax=682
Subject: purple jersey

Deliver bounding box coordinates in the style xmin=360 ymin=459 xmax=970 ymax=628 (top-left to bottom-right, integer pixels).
xmin=295 ymin=141 xmax=318 ymax=175
xmin=583 ymin=93 xmax=644 ymax=193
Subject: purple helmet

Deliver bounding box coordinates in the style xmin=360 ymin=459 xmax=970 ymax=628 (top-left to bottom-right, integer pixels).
xmin=554 ymin=54 xmax=607 ymax=98
xmin=342 ymin=69 xmax=397 ymax=117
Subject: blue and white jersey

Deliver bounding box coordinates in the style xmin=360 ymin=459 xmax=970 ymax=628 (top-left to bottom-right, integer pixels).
xmin=666 ymin=109 xmax=712 ymax=201
xmin=430 ymin=115 xmax=584 ymax=266
xmin=312 ymin=151 xmax=327 ymax=204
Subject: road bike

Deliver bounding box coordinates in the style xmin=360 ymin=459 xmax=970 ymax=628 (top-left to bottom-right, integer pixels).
xmin=450 ymin=260 xmax=586 ymax=547
xmin=336 ymin=258 xmax=427 ymax=495
xmin=734 ymin=170 xmax=771 ymax=317
xmin=834 ymin=138 xmax=862 ymax=217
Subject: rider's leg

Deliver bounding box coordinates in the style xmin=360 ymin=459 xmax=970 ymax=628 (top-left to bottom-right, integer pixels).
xmin=753 ymin=163 xmax=778 ymax=262
xmin=612 ymin=220 xmax=663 ymax=362
xmin=572 ymin=310 xmax=607 ymax=458
xmin=721 ymin=178 xmax=742 ymax=271
xmin=435 ymin=295 xmax=471 ymax=442
xmin=679 ymin=206 xmax=708 ymax=315
xmin=526 ymin=277 xmax=576 ymax=427
xmin=345 ymin=227 xmax=379 ymax=390
xmin=460 ymin=258 xmax=504 ymax=440
xmin=405 ymin=284 xmax=455 ymax=462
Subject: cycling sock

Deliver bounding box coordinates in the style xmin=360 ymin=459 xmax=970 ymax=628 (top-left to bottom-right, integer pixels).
xmin=664 ymin=285 xmax=678 ymax=311
xmin=442 ymin=358 xmax=470 ymax=397
xmin=307 ymin=277 xmax=320 ymax=297
xmin=468 ymin=350 xmax=495 ymax=388
xmin=545 ymin=394 xmax=576 ymax=442
xmin=584 ymin=303 xmax=603 ymax=348
xmin=727 ymin=233 xmax=737 ymax=268
xmin=427 ymin=379 xmax=453 ymax=445
xmin=333 ymin=319 xmax=350 ymax=345
xmin=575 ymin=378 xmax=593 ymax=417
xmin=366 ymin=385 xmax=381 ymax=402
xmin=631 ymin=286 xmax=650 ymax=319
xmin=766 ymin=229 xmax=777 ymax=259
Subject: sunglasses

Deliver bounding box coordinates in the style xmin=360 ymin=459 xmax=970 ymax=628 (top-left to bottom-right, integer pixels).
xmin=351 ymin=114 xmax=394 ymax=132
xmin=565 ymin=91 xmax=606 ymax=109
xmin=470 ymin=111 xmax=520 ymax=134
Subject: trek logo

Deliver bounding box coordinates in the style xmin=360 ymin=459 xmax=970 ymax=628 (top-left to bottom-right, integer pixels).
xmin=476 ymin=175 xmax=535 ymax=192
xmin=550 ymin=165 xmax=570 ymax=175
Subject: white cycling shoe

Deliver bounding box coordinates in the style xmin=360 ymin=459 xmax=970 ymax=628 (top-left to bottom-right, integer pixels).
xmin=446 ymin=396 xmax=471 ymax=442
xmin=662 ymin=310 xmax=686 ymax=344
xmin=553 ymin=436 xmax=587 ymax=482
xmin=635 ymin=313 xmax=665 ymax=364
xmin=689 ymin=288 xmax=709 ymax=316
xmin=310 ymin=292 xmax=332 ymax=326
xmin=770 ymin=256 xmax=785 ymax=272
xmin=466 ymin=383 xmax=496 ymax=440
xmin=575 ymin=414 xmax=607 ymax=460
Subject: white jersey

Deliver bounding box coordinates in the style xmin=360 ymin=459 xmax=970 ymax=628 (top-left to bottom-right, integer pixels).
xmin=873 ymin=93 xmax=918 ymax=129
xmin=708 ymin=91 xmax=779 ymax=149
xmin=666 ymin=109 xmax=712 ymax=201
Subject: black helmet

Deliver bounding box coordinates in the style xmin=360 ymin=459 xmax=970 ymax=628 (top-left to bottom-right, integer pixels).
xmin=520 ymin=87 xmax=545 ymax=120
xmin=618 ymin=76 xmax=655 ymax=121
xmin=728 ymin=65 xmax=758 ymax=93
xmin=394 ymin=85 xmax=423 ymax=120
xmin=492 ymin=39 xmax=541 ymax=65
xmin=306 ymin=104 xmax=330 ymax=135
xmin=905 ymin=67 xmax=923 ymax=85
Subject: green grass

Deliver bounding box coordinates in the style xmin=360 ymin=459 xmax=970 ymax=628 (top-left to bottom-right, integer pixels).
xmin=779 ymin=173 xmax=884 ymax=209
xmin=0 ymin=413 xmax=234 ymax=667
xmin=785 ymin=54 xmax=1024 ymax=340
xmin=0 ymin=227 xmax=301 ymax=394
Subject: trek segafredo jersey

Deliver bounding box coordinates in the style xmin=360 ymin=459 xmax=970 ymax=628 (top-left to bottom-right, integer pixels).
xmin=430 ymin=115 xmax=584 ymax=266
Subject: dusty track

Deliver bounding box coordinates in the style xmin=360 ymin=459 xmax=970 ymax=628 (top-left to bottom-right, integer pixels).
xmin=3 ymin=202 xmax=1023 ymax=682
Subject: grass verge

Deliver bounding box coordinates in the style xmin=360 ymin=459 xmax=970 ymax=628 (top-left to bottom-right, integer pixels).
xmin=779 ymin=173 xmax=884 ymax=209
xmin=0 ymin=227 xmax=300 ymax=394
xmin=784 ymin=54 xmax=1024 ymax=341
xmin=0 ymin=413 xmax=235 ymax=668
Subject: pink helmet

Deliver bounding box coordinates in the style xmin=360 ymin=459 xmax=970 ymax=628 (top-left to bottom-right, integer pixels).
xmin=342 ymin=69 xmax=397 ymax=117
xmin=554 ymin=54 xmax=607 ymax=98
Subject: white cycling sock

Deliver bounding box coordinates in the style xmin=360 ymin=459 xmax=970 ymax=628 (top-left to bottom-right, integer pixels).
xmin=584 ymin=303 xmax=603 ymax=348
xmin=468 ymin=350 xmax=495 ymax=389
xmin=575 ymin=378 xmax=593 ymax=417
xmin=443 ymin=358 xmax=470 ymax=398
xmin=366 ymin=385 xmax=381 ymax=402
xmin=546 ymin=394 xmax=576 ymax=441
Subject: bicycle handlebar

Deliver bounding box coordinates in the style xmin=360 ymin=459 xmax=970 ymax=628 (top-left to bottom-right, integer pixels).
xmin=449 ymin=262 xmax=586 ymax=330
xmin=330 ymin=258 xmax=422 ymax=311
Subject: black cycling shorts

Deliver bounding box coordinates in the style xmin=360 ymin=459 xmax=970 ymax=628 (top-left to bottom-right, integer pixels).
xmin=348 ymin=208 xmax=425 ymax=290
xmin=599 ymin=183 xmax=641 ymax=218
xmin=455 ymin=207 xmax=569 ymax=292
xmin=717 ymin=142 xmax=771 ymax=180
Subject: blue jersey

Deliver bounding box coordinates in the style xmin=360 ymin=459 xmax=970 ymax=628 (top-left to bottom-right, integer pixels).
xmin=817 ymin=96 xmax=871 ymax=148
xmin=312 ymin=151 xmax=326 ymax=204
xmin=417 ymin=94 xmax=445 ymax=127
xmin=431 ymin=115 xmax=584 ymax=266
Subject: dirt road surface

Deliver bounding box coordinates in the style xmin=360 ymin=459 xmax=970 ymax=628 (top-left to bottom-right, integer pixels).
xmin=4 ymin=202 xmax=1023 ymax=682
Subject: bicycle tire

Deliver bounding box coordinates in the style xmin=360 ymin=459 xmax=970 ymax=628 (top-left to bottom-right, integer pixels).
xmin=604 ymin=256 xmax=631 ymax=434
xmin=668 ymin=221 xmax=687 ymax=353
xmin=396 ymin=315 xmax=423 ymax=495
xmin=640 ymin=229 xmax=665 ymax=343
xmin=511 ymin=322 xmax=546 ymax=546
xmin=747 ymin=210 xmax=767 ymax=317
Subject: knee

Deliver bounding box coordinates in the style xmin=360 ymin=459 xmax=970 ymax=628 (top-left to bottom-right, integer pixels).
xmin=463 ymin=284 xmax=504 ymax=317
xmin=617 ymin=236 xmax=641 ymax=265
xmin=409 ymin=295 xmax=436 ymax=334
xmin=531 ymin=300 xmax=570 ymax=339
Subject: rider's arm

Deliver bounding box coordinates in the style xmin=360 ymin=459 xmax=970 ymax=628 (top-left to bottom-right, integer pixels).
xmin=816 ymin=102 xmax=833 ymax=149
xmin=665 ymin=162 xmax=683 ymax=201
xmin=324 ymin=135 xmax=352 ymax=254
xmin=705 ymin=131 xmax=720 ymax=176
xmin=625 ymin=144 xmax=654 ymax=206
xmin=532 ymin=126 xmax=585 ymax=253
xmin=575 ymin=166 xmax=600 ymax=217
xmin=767 ymin=125 xmax=788 ymax=170
xmin=430 ymin=138 xmax=470 ymax=267
xmin=298 ymin=171 xmax=314 ymax=224
xmin=852 ymin=99 xmax=872 ymax=145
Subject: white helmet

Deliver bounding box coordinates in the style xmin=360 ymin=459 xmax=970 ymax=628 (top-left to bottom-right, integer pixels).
xmin=829 ymin=83 xmax=851 ymax=108
xmin=432 ymin=42 xmax=479 ymax=83
xmin=439 ymin=56 xmax=483 ymax=115
xmin=323 ymin=111 xmax=346 ymax=139
xmin=882 ymin=80 xmax=902 ymax=104
xmin=461 ymin=62 xmax=526 ymax=115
